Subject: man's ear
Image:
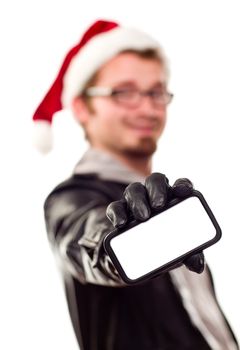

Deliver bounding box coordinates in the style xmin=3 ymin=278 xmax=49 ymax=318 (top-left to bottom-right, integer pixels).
xmin=71 ymin=97 xmax=90 ymax=125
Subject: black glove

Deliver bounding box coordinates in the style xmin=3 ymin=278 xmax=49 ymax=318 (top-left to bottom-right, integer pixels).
xmin=106 ymin=173 xmax=205 ymax=274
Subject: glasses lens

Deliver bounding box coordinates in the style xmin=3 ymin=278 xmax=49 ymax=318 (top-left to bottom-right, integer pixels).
xmin=150 ymin=91 xmax=173 ymax=105
xmin=113 ymin=89 xmax=139 ymax=106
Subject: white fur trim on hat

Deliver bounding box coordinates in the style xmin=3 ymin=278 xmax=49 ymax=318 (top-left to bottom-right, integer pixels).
xmin=62 ymin=26 xmax=166 ymax=107
xmin=32 ymin=120 xmax=53 ymax=154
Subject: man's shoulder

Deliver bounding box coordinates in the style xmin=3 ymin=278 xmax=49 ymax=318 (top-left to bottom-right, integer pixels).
xmin=45 ymin=173 xmax=127 ymax=208
xmin=44 ymin=174 xmax=127 ymax=228
xmin=52 ymin=173 xmax=100 ymax=192
xmin=53 ymin=173 xmax=126 ymax=194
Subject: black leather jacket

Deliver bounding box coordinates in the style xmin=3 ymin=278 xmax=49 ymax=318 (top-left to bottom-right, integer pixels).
xmin=44 ymin=174 xmax=238 ymax=350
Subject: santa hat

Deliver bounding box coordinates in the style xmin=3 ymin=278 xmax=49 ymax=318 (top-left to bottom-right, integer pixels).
xmin=32 ymin=19 xmax=166 ymax=153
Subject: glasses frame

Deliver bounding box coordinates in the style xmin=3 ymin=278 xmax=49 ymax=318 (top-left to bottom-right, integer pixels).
xmin=83 ymin=86 xmax=174 ymax=108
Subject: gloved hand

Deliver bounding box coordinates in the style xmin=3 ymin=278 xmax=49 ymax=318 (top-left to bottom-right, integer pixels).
xmin=106 ymin=172 xmax=205 ymax=274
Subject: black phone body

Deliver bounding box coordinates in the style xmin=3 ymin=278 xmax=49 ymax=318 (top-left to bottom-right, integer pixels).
xmin=104 ymin=190 xmax=222 ymax=284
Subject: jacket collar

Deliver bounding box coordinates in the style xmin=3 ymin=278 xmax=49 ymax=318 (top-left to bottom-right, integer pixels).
xmin=74 ymin=148 xmax=145 ymax=184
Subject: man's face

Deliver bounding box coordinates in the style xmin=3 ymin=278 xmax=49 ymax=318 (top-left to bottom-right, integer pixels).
xmin=76 ymin=52 xmax=169 ymax=157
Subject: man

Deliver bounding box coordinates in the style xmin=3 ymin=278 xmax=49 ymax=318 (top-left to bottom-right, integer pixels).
xmin=33 ymin=20 xmax=238 ymax=350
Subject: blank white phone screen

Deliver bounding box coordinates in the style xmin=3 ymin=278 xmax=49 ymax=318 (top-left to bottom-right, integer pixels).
xmin=110 ymin=196 xmax=217 ymax=280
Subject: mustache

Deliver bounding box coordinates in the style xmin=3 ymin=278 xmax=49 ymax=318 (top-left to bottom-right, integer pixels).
xmin=123 ymin=116 xmax=162 ymax=128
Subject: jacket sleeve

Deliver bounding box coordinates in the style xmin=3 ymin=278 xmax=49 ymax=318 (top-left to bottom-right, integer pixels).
xmin=44 ymin=185 xmax=125 ymax=286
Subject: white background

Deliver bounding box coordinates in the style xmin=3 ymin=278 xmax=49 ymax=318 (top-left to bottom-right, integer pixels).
xmin=0 ymin=0 xmax=239 ymax=348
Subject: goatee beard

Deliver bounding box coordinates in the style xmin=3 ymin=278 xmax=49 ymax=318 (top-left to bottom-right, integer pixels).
xmin=122 ymin=138 xmax=157 ymax=158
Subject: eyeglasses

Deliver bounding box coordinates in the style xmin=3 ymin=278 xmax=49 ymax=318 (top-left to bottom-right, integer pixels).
xmin=83 ymin=86 xmax=174 ymax=108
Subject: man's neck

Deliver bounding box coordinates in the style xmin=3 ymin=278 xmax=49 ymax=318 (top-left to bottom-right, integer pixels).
xmin=92 ymin=147 xmax=152 ymax=177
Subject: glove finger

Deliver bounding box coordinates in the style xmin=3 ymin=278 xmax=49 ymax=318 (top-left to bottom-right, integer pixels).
xmin=124 ymin=182 xmax=150 ymax=221
xmin=106 ymin=199 xmax=128 ymax=228
xmin=183 ymin=251 xmax=205 ymax=274
xmin=145 ymin=173 xmax=170 ymax=210
xmin=172 ymin=178 xmax=194 ymax=198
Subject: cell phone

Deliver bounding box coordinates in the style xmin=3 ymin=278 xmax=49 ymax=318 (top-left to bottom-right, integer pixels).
xmin=104 ymin=190 xmax=222 ymax=284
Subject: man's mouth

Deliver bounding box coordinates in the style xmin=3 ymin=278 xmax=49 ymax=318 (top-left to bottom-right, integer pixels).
xmin=126 ymin=122 xmax=160 ymax=135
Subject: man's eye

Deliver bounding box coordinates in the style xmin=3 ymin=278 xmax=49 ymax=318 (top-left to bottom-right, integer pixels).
xmin=150 ymin=90 xmax=163 ymax=97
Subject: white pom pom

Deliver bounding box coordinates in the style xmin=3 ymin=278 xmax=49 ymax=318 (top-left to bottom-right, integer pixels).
xmin=32 ymin=120 xmax=53 ymax=154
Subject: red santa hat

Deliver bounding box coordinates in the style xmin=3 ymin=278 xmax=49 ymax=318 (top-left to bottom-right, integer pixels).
xmin=32 ymin=19 xmax=166 ymax=153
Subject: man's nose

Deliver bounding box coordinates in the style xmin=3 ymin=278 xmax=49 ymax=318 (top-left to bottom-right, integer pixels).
xmin=136 ymin=94 xmax=163 ymax=112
